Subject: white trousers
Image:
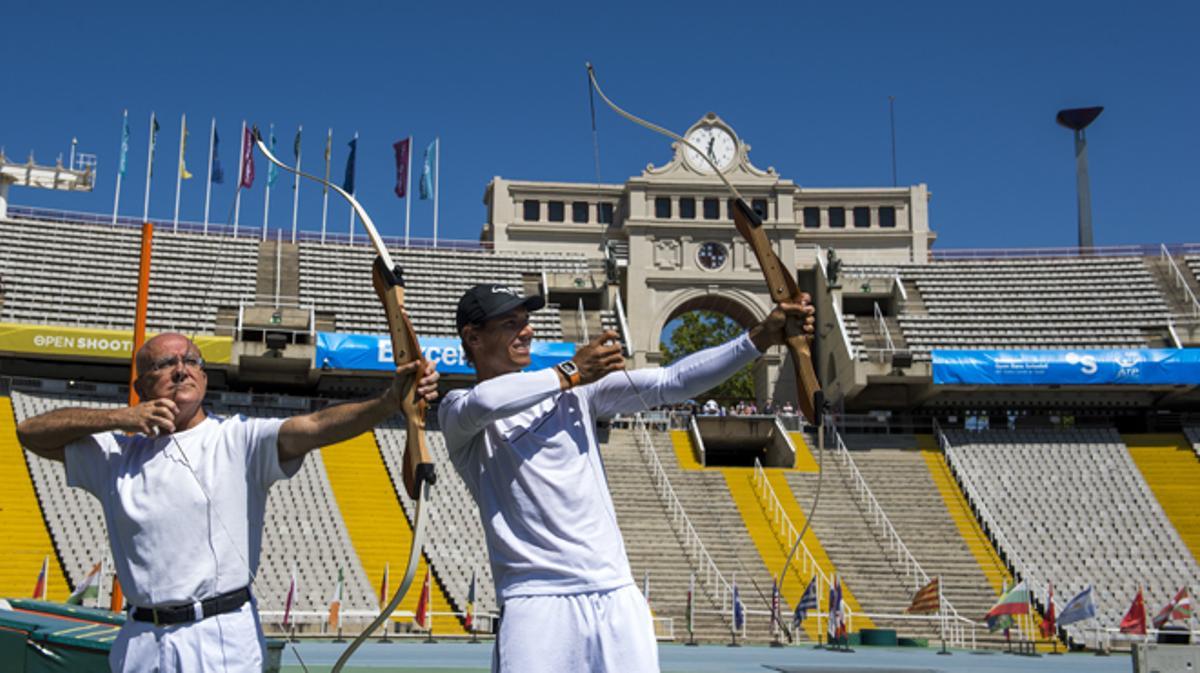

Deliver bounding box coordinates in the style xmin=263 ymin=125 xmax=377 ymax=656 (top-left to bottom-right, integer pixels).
xmin=109 ymin=601 xmax=266 ymax=673
xmin=493 ymin=584 xmax=659 ymax=673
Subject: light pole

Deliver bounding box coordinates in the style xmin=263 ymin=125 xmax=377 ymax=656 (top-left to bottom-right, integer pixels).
xmin=1055 ymin=106 xmax=1103 ymax=250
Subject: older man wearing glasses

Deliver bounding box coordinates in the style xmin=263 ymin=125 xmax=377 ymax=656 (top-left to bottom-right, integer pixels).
xmin=16 ymin=332 xmax=439 ymax=673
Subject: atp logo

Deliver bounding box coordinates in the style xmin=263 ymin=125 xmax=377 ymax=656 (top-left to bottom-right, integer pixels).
xmin=1064 ymin=352 xmax=1098 ymax=376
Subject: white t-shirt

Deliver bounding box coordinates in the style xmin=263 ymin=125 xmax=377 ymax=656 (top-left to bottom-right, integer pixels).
xmin=65 ymin=413 xmax=298 ymax=608
xmin=439 ymin=333 xmax=761 ymax=602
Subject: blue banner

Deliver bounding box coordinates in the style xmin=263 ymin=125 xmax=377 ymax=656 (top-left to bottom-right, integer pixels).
xmin=316 ymin=332 xmax=575 ymax=375
xmin=933 ymin=349 xmax=1200 ymax=385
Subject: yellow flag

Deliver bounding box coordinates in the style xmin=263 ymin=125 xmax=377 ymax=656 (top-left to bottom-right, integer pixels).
xmin=180 ymin=118 xmax=193 ymax=180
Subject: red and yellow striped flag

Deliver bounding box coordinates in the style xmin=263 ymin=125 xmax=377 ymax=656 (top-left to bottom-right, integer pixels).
xmin=905 ymin=577 xmax=940 ymax=614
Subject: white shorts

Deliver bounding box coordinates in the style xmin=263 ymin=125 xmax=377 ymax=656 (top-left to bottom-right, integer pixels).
xmin=493 ymin=584 xmax=659 ymax=673
xmin=109 ymin=600 xmax=266 ymax=673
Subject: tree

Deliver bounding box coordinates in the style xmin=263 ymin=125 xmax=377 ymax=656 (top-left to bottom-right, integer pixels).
xmin=660 ymin=310 xmax=753 ymax=404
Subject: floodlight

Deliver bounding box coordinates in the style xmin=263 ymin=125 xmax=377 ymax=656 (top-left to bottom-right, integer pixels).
xmin=1055 ymin=107 xmax=1104 ymax=131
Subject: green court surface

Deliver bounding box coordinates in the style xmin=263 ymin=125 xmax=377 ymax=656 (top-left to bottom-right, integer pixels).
xmin=279 ymin=641 xmax=1134 ymax=673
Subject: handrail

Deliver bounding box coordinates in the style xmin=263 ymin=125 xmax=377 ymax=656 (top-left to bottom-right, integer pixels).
xmin=614 ymin=289 xmax=633 ymax=357
xmin=630 ymin=415 xmax=736 ymax=619
xmin=874 ymin=301 xmax=895 ymax=354
xmin=688 ymin=414 xmax=707 ymax=466
xmin=1160 ymin=244 xmax=1200 ymax=319
xmin=893 ymin=273 xmax=908 ymax=302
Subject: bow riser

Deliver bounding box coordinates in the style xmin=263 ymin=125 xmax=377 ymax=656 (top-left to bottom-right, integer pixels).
xmin=371 ymin=259 xmax=436 ymax=499
xmin=731 ymin=199 xmax=820 ymax=423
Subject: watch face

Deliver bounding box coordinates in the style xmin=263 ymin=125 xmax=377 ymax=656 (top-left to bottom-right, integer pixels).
xmin=684 ymin=126 xmax=736 ymax=174
xmin=697 ymin=241 xmax=729 ymax=270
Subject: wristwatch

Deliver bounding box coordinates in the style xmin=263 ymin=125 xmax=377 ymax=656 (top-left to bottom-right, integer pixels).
xmin=556 ymin=360 xmax=582 ymax=388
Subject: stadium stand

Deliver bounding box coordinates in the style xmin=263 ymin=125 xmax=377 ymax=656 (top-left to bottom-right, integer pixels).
xmin=845 ymin=257 xmax=1172 ymax=359
xmin=9 ymin=389 xmax=376 ymax=630
xmin=942 ymin=428 xmax=1200 ymax=644
xmin=1123 ymin=434 xmax=1200 ymax=564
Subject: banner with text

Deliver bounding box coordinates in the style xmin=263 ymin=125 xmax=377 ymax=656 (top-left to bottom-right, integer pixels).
xmin=933 ymin=349 xmax=1200 ymax=385
xmin=316 ymin=332 xmax=575 ymax=374
xmin=0 ymin=323 xmax=233 ymax=364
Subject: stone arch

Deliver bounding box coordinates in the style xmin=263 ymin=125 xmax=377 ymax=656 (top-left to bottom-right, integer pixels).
xmin=649 ymin=288 xmax=769 ymax=352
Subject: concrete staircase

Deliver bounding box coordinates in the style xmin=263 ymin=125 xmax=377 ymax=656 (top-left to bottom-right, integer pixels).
xmin=256 ymin=239 xmax=301 ymax=303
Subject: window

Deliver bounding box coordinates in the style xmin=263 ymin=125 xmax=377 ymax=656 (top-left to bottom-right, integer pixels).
xmin=598 ymin=202 xmax=614 ymax=224
xmin=703 ymin=197 xmax=720 ymax=220
xmin=572 ymin=201 xmax=589 ymax=223
xmin=523 ymin=200 xmax=540 ymax=221
xmin=548 ymin=201 xmax=565 ymax=222
xmin=828 ymin=207 xmax=845 ymax=228
xmin=752 ymin=199 xmax=768 ymax=219
xmin=679 ymin=197 xmax=696 ymax=219
xmin=853 ymin=206 xmax=871 ymax=228
xmin=804 ymin=207 xmax=821 ymax=228
xmin=655 ymin=197 xmax=672 ymax=219
xmin=879 ymin=206 xmax=897 ymax=228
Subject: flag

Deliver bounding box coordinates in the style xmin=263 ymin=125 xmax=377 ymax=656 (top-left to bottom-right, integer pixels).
xmin=732 ymin=574 xmax=744 ymax=631
xmin=266 ymin=127 xmax=278 ymax=187
xmin=985 ymin=581 xmax=1029 ymax=632
xmin=110 ymin=575 xmax=124 ymax=612
xmin=118 ymin=112 xmax=130 ymax=177
xmin=465 ymin=570 xmax=477 ymax=632
xmin=1057 ymin=585 xmax=1097 ymax=627
xmin=415 ymin=566 xmax=432 ymax=631
xmin=419 ymin=138 xmax=437 ymax=200
xmin=32 ymin=556 xmax=49 ymax=600
xmin=328 ymin=567 xmax=344 ymax=629
xmin=342 ymin=135 xmax=357 ymax=194
xmin=686 ymin=573 xmax=695 ymax=635
xmin=322 ymin=130 xmax=332 ymax=194
xmin=379 ymin=562 xmax=390 ymax=607
xmin=793 ymin=577 xmax=818 ymax=628
xmin=67 ymin=562 xmax=102 ymax=605
xmin=282 ymin=564 xmax=297 ymax=628
xmin=828 ymin=576 xmax=845 ymax=642
xmin=393 ymin=138 xmax=410 ymax=199
xmin=1040 ymin=582 xmax=1056 ymax=638
xmin=1152 ymin=586 xmax=1192 ymax=629
xmin=770 ymin=575 xmax=780 ymax=634
xmin=293 ymin=127 xmax=302 ymax=160
xmin=179 ymin=117 xmax=193 ymax=180
xmin=148 ymin=114 xmax=160 ymax=177
xmin=1120 ymin=588 xmax=1147 ymax=635
xmin=211 ymin=127 xmax=224 ymax=184
xmin=239 ymin=126 xmax=255 ymax=189
xmin=906 ymin=577 xmax=941 ymax=615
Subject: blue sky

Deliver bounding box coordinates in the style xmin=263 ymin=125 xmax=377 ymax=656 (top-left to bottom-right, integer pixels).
xmin=3 ymin=1 xmax=1197 ymax=249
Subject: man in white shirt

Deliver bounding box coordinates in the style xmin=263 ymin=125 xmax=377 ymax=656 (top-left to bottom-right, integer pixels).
xmin=439 ymin=284 xmax=813 ymax=673
xmin=16 ymin=332 xmax=438 ymax=673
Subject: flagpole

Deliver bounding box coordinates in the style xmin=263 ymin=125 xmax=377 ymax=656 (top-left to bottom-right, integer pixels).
xmin=234 ymin=120 xmax=245 ymax=236
xmin=321 ymin=128 xmax=331 ymax=243
xmin=173 ymin=113 xmax=185 ymax=232
xmin=291 ymin=125 xmax=302 ymax=244
xmin=142 ymin=111 xmax=155 ymax=223
xmin=263 ymin=123 xmax=273 ymax=241
xmin=404 ymin=134 xmax=412 ymax=247
xmin=203 ymin=117 xmax=215 ymax=235
xmin=432 ymin=137 xmax=440 ymax=247
xmin=348 ymin=131 xmax=357 ymax=244
xmin=112 ymin=109 xmax=126 ymax=225
xmin=937 ymin=575 xmax=949 ymax=655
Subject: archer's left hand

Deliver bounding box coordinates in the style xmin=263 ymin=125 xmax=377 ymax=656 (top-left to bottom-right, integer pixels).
xmin=749 ymin=295 xmax=816 ymax=352
xmin=390 ymin=360 xmax=440 ymax=404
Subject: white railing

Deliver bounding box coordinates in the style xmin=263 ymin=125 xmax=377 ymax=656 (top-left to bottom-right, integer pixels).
xmin=688 ymin=413 xmax=707 ymax=466
xmin=1160 ymin=243 xmax=1200 ymax=319
xmin=826 ymin=425 xmax=979 ymax=646
xmin=874 ymin=301 xmax=895 ymax=354
xmin=893 ymin=273 xmax=908 ymax=302
xmin=630 ymin=415 xmax=735 ymax=618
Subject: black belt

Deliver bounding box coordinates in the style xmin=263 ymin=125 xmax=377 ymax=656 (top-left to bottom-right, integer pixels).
xmin=131 ymin=587 xmax=251 ymax=626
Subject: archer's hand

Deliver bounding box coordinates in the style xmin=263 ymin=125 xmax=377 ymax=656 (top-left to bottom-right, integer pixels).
xmin=388 ymin=360 xmax=440 ymax=406
xmin=749 ymin=295 xmax=816 ymax=352
xmin=113 ymin=399 xmax=180 ymax=436
xmin=572 ymin=330 xmax=625 ymax=385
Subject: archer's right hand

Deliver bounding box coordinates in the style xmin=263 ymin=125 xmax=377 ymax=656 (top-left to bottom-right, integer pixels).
xmin=113 ymin=399 xmax=179 ymax=436
xmin=572 ymin=330 xmax=626 ymax=385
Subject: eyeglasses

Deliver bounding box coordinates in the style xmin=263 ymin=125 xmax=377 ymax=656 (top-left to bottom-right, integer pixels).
xmin=146 ymin=354 xmax=205 ymax=374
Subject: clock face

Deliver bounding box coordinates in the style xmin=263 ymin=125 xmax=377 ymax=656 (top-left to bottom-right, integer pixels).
xmin=697 ymin=241 xmax=729 ymax=271
xmin=684 ymin=126 xmax=736 ymax=174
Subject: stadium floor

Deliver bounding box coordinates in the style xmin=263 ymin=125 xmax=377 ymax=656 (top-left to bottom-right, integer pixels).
xmin=279 ymin=641 xmax=1132 ymax=672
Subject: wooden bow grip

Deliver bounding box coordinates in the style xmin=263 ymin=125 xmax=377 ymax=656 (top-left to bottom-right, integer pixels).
xmin=731 ymin=199 xmax=821 ymax=423
xmin=372 ymin=257 xmax=436 ymax=499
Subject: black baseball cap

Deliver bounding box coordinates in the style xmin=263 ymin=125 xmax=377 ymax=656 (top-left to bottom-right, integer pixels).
xmin=456 ymin=284 xmax=546 ymax=334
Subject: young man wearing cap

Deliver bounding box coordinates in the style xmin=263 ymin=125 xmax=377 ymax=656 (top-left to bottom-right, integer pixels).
xmin=439 ymin=283 xmax=813 ymax=673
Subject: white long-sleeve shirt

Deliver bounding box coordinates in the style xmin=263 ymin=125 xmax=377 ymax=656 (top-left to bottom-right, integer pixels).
xmin=438 ymin=333 xmax=762 ymax=602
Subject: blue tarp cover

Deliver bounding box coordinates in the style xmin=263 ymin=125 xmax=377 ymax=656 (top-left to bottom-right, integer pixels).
xmin=932 ymin=349 xmax=1200 ymax=385
xmin=316 ymin=332 xmax=575 ymax=374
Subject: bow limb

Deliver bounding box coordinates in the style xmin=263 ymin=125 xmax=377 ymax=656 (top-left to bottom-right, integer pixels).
xmin=252 ymin=128 xmax=435 ymax=670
